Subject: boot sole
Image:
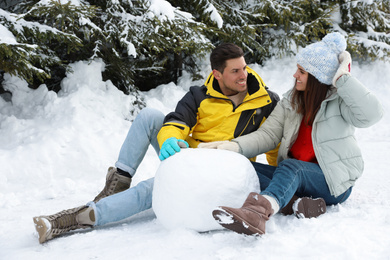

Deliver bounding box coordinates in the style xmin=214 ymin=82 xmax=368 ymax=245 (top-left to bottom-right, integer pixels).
xmin=33 ymin=217 xmax=50 ymax=244
xmin=294 ymin=197 xmax=326 ymax=219
xmin=212 ymin=208 xmax=263 ymax=236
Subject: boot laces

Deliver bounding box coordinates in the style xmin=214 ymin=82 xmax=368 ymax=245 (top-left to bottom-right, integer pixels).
xmin=93 ymin=168 xmax=118 ymax=202
xmin=49 ymin=206 xmax=85 ymax=230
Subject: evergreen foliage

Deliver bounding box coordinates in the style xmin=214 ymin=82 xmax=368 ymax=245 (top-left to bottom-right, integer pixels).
xmin=1 ymin=0 xmax=389 ymax=109
xmin=338 ymin=0 xmax=390 ymax=60
xmin=0 ymin=1 xmax=98 ymax=92
xmin=93 ymin=0 xmax=214 ymax=91
xmin=168 ymin=0 xmax=335 ymax=64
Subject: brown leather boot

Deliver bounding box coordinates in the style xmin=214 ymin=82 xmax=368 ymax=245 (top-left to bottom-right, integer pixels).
xmin=93 ymin=167 xmax=132 ymax=203
xmin=280 ymin=195 xmax=299 ymax=215
xmin=33 ymin=205 xmax=95 ymax=243
xmin=212 ymin=192 xmax=274 ymax=235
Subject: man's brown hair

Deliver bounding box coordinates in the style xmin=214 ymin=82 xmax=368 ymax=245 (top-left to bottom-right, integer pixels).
xmin=210 ymin=43 xmax=244 ymax=73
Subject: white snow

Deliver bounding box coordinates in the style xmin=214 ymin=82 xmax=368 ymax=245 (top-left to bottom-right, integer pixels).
xmin=205 ymin=3 xmax=224 ymax=28
xmin=0 ymin=23 xmax=17 ymax=44
xmin=148 ymin=0 xmax=195 ymax=22
xmin=152 ymin=148 xmax=260 ymax=232
xmin=214 ymin=208 xmax=235 ymax=225
xmin=148 ymin=0 xmax=175 ymax=20
xmin=1 ymin=55 xmax=390 ymax=259
xmin=36 ymin=0 xmax=82 ymax=6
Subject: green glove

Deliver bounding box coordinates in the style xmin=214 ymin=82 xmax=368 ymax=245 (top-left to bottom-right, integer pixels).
xmin=159 ymin=137 xmax=189 ymax=161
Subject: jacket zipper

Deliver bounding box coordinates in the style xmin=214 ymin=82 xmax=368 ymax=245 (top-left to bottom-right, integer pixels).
xmin=238 ymin=110 xmax=257 ymax=137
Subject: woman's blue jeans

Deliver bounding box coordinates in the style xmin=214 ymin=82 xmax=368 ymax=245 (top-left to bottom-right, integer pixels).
xmin=252 ymin=159 xmax=352 ymax=209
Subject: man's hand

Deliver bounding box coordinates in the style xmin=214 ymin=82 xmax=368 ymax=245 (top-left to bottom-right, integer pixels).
xmin=159 ymin=137 xmax=189 ymax=161
xmin=198 ymin=141 xmax=240 ymax=153
xmin=332 ymin=51 xmax=351 ymax=86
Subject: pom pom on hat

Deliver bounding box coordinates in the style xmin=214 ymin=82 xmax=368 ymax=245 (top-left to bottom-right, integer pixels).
xmin=296 ymin=32 xmax=347 ymax=85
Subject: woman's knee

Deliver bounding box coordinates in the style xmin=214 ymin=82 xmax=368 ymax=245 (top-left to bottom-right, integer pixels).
xmin=278 ymin=159 xmax=302 ymax=175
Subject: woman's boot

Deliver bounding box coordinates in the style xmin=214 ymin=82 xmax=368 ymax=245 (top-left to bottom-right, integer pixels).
xmin=212 ymin=192 xmax=273 ymax=235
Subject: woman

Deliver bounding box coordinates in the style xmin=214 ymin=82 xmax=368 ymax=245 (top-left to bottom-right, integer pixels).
xmin=199 ymin=32 xmax=383 ymax=236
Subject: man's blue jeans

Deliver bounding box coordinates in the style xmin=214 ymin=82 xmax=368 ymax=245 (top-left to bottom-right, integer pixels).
xmin=89 ymin=108 xmax=163 ymax=226
xmin=92 ymin=177 xmax=155 ymax=226
xmin=115 ymin=107 xmax=164 ymax=176
xmin=252 ymin=159 xmax=352 ymax=209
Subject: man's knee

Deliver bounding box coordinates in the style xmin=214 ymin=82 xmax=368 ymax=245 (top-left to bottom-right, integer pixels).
xmin=137 ymin=108 xmax=165 ymax=127
xmin=138 ymin=177 xmax=154 ymax=190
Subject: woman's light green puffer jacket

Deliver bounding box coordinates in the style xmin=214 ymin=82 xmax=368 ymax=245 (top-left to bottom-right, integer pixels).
xmin=234 ymin=75 xmax=383 ymax=196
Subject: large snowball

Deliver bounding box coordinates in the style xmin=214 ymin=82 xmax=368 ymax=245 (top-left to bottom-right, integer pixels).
xmin=152 ymin=148 xmax=260 ymax=232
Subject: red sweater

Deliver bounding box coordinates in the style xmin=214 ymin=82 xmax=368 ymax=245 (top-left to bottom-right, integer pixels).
xmin=289 ymin=119 xmax=317 ymax=163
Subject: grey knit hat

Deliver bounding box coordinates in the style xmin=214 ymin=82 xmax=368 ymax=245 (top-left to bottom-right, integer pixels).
xmin=296 ymin=32 xmax=347 ymax=85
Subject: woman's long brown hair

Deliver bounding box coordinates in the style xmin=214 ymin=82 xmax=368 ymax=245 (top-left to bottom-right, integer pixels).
xmin=290 ymin=73 xmax=332 ymax=125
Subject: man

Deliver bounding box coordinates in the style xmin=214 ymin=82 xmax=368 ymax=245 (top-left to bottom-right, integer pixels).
xmin=33 ymin=43 xmax=280 ymax=243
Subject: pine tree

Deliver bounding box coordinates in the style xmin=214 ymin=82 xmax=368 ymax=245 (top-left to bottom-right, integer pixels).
xmin=169 ymin=0 xmax=266 ymax=62
xmin=0 ymin=0 xmax=99 ymax=92
xmin=0 ymin=9 xmax=77 ymax=90
xmin=254 ymin=0 xmax=335 ymax=57
xmin=338 ymin=0 xmax=390 ymax=61
xmin=169 ymin=0 xmax=335 ymax=64
xmin=171 ymin=0 xmax=389 ymax=63
xmin=92 ymin=0 xmax=214 ymax=92
xmin=1 ymin=0 xmax=215 ymax=111
xmin=1 ymin=0 xmax=389 ymax=104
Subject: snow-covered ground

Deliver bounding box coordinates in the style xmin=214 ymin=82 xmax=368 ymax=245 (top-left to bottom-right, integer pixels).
xmin=1 ymin=56 xmax=389 ymax=259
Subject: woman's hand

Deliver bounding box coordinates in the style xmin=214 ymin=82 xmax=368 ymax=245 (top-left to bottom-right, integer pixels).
xmin=198 ymin=141 xmax=240 ymax=153
xmin=332 ymin=51 xmax=352 ymax=86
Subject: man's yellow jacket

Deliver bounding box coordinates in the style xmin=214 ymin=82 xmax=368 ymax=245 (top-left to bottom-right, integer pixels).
xmin=157 ymin=67 xmax=280 ymax=166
